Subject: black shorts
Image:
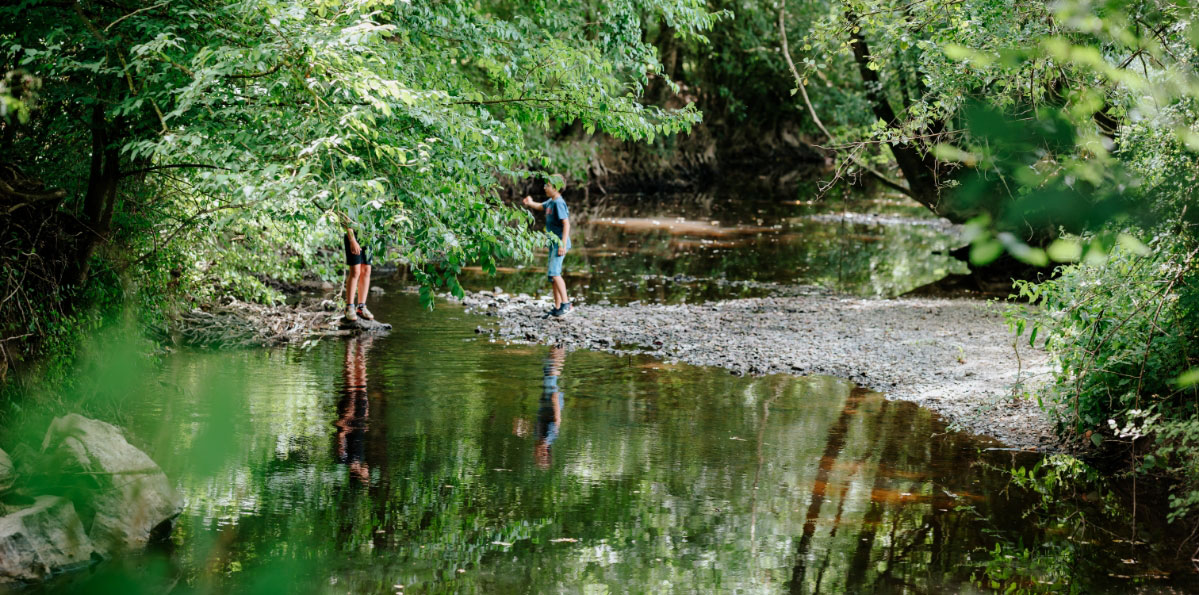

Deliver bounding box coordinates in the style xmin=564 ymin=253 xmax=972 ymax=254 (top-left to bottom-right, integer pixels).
xmin=344 ymin=234 xmax=373 ymax=266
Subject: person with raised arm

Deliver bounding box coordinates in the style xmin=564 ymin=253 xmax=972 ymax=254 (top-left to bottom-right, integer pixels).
xmin=521 ymin=176 xmax=573 ymax=318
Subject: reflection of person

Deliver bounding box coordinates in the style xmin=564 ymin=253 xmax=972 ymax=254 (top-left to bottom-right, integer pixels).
xmin=335 ymin=336 xmax=372 ymax=484
xmin=534 ymin=346 xmax=566 ymax=469
xmin=521 ymin=177 xmax=572 ymax=318
xmin=340 ymin=216 xmax=374 ymax=322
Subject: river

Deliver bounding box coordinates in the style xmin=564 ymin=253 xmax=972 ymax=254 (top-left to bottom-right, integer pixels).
xmin=33 ymin=189 xmax=1199 ymax=593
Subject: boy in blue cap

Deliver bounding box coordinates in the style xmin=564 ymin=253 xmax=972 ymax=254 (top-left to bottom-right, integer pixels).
xmin=522 ymin=176 xmax=572 ymax=317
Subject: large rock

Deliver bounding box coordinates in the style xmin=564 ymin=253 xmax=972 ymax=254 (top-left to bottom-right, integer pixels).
xmin=0 ymin=495 xmax=95 ymax=583
xmin=0 ymin=447 xmax=13 ymax=492
xmin=339 ymin=316 xmax=392 ymax=332
xmin=41 ymin=414 xmax=182 ymax=556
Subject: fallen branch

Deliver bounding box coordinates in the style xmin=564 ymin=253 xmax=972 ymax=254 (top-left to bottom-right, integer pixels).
xmin=174 ymin=298 xmax=390 ymax=348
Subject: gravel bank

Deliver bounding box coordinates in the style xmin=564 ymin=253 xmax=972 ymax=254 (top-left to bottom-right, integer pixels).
xmin=461 ymin=291 xmax=1059 ymax=451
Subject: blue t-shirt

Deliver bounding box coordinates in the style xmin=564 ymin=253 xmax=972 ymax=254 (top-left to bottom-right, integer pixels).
xmin=543 ymin=196 xmax=569 ymax=239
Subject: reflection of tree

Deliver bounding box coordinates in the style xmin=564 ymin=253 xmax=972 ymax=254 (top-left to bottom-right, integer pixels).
xmin=120 ymin=302 xmax=1175 ymax=592
xmin=788 ymin=387 xmax=878 ymax=593
xmin=844 ymin=397 xmax=911 ymax=592
xmin=460 ymin=192 xmax=967 ymax=302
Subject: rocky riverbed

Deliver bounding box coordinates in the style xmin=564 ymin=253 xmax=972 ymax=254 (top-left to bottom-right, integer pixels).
xmin=459 ymin=290 xmax=1059 ymax=451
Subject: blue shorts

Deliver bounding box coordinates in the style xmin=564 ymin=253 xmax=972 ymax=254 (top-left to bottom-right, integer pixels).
xmin=547 ymin=241 xmax=570 ymax=278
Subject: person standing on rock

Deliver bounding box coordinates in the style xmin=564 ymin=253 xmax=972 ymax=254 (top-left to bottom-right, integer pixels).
xmin=521 ymin=176 xmax=572 ymax=318
xmin=339 ymin=214 xmax=375 ymax=322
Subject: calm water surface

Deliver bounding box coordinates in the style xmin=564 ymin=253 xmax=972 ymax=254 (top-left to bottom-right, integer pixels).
xmin=27 ymin=191 xmax=1199 ymax=593
xmin=45 ymin=291 xmax=1198 ymax=594
xmin=459 ymin=189 xmax=968 ymax=302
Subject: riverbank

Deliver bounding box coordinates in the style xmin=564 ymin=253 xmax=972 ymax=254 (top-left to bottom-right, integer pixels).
xmin=170 ymin=291 xmax=392 ymax=348
xmin=461 ymin=290 xmax=1059 ymax=451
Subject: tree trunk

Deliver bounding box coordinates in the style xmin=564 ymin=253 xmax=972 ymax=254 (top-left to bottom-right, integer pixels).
xmin=71 ymin=104 xmax=121 ymax=287
xmin=845 ymin=13 xmax=952 ymax=218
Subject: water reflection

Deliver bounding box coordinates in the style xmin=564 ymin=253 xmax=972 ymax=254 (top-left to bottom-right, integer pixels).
xmin=459 ymin=190 xmax=969 ymax=303
xmin=513 ymin=346 xmax=568 ymax=469
xmin=49 ymin=292 xmax=1199 ymax=593
xmin=535 ymin=346 xmax=565 ymax=468
xmin=335 ymin=336 xmax=374 ymax=484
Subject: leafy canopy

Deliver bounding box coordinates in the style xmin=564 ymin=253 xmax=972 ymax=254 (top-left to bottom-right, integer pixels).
xmin=2 ymin=0 xmax=721 ymax=305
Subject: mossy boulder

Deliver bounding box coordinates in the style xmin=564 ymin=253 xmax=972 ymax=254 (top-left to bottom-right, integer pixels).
xmin=0 ymin=495 xmax=94 ymax=583
xmin=41 ymin=414 xmax=182 ymax=556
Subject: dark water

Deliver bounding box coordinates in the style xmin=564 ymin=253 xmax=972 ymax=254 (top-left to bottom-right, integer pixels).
xmin=459 ymin=190 xmax=968 ymax=303
xmin=37 ymin=291 xmax=1199 ymax=594
xmin=13 ymin=191 xmax=1198 ymax=592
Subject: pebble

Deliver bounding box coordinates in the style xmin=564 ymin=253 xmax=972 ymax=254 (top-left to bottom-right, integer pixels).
xmin=454 ymin=290 xmax=1059 ymax=451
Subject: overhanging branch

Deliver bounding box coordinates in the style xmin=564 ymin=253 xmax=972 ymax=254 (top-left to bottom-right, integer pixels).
xmin=120 ymin=163 xmax=230 ymax=178
xmin=778 ymin=5 xmax=913 ymax=198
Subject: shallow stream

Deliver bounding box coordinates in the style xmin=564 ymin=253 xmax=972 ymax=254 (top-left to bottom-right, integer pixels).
xmin=458 ymin=189 xmax=967 ymax=303
xmin=37 ymin=289 xmax=1199 ymax=594
xmin=24 ymin=191 xmax=1199 ymax=593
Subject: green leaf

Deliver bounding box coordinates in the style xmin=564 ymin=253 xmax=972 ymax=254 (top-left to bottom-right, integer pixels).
xmin=970 ymin=239 xmax=1003 ymax=265
xmin=1116 ymin=233 xmax=1151 ymax=257
xmin=1047 ymin=239 xmax=1082 ymax=262
xmin=1177 ymin=368 xmax=1199 ymax=387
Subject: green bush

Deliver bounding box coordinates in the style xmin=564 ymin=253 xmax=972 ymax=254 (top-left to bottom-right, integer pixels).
xmin=1010 ymin=238 xmax=1198 ymax=435
xmin=1007 ymin=237 xmax=1199 ymax=526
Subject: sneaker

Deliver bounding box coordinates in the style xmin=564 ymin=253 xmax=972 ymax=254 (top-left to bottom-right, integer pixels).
xmin=357 ymin=304 xmax=375 ymax=321
xmin=344 ymin=305 xmax=358 ymax=322
xmin=552 ymin=302 xmax=573 ymax=317
xmin=541 ymin=305 xmax=561 ymax=319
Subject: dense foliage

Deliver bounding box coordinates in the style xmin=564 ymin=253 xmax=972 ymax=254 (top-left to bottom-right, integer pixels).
xmin=745 ymin=0 xmax=1199 ymax=537
xmin=3 ymin=0 xmax=1199 ymax=540
xmin=0 ymin=0 xmax=719 ymax=380
xmin=629 ymin=0 xmax=1197 ymax=259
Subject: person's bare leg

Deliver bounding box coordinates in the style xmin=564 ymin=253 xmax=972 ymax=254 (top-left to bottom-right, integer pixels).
xmin=550 ymin=277 xmax=563 ymax=309
xmin=345 ymin=264 xmax=361 ymax=312
xmin=357 ymin=264 xmax=372 ymax=305
xmin=552 ymin=276 xmax=569 ymax=307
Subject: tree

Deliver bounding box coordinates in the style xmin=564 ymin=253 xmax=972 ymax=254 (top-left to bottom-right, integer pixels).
xmin=778 ymin=0 xmax=1196 ymax=257
xmin=0 ymin=0 xmax=721 ymax=371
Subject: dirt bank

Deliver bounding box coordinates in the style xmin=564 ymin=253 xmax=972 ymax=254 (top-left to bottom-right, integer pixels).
xmin=461 ymin=291 xmax=1059 ymax=451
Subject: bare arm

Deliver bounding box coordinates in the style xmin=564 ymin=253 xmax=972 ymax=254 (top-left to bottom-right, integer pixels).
xmin=558 ymin=218 xmax=570 ymax=255
xmin=521 ymin=195 xmax=545 ymax=211
xmin=339 ymin=212 xmax=361 ymax=254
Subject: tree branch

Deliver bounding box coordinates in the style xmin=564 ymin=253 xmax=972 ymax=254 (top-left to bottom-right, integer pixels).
xmin=120 ymin=163 xmax=230 ymax=178
xmin=0 ymin=178 xmax=67 ymax=206
xmin=104 ymin=1 xmax=169 ymax=32
xmin=778 ymin=5 xmax=913 ymax=198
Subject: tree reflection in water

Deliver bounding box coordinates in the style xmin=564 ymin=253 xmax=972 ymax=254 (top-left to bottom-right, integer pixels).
xmin=62 ymin=293 xmax=1199 ymax=593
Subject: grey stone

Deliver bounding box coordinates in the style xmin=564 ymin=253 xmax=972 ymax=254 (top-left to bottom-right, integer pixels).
xmin=339 ymin=317 xmax=393 ymax=332
xmin=41 ymin=415 xmax=182 ymax=556
xmin=0 ymin=496 xmax=95 ymax=583
xmin=0 ymin=448 xmax=12 ymax=493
